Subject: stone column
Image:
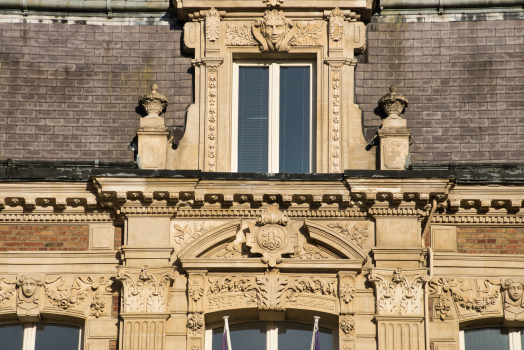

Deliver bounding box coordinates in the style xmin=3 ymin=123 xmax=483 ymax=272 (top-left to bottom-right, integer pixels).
xmin=137 ymin=84 xmax=170 ymax=170
xmin=186 ymin=272 xmax=207 ymax=350
xmin=377 ymin=86 xmax=411 ymax=170
xmin=117 ymin=265 xmax=177 ymax=350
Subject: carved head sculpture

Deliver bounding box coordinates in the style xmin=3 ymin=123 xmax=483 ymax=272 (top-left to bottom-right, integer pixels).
xmin=253 ymin=10 xmax=295 ymax=51
xmin=17 ymin=275 xmax=43 ymax=299
xmin=503 ymin=279 xmax=524 ymax=302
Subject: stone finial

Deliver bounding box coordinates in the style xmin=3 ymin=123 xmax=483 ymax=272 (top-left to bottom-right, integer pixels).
xmin=138 ymin=84 xmax=169 ymax=118
xmin=378 ymin=85 xmax=409 ymax=118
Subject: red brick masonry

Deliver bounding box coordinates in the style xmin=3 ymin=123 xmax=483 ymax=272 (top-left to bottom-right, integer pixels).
xmin=0 ymin=224 xmax=89 ymax=251
xmin=457 ymin=227 xmax=523 ymax=254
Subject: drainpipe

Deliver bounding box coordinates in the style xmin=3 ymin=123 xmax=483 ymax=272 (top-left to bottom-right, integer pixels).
xmin=422 ymin=197 xmax=436 ymax=350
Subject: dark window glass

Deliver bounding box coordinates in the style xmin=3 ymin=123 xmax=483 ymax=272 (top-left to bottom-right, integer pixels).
xmin=35 ymin=324 xmax=80 ymax=350
xmin=279 ymin=66 xmax=310 ymax=173
xmin=0 ymin=324 xmax=24 ymax=350
xmin=464 ymin=328 xmax=509 ymax=350
xmin=212 ymin=322 xmax=266 ymax=350
xmin=278 ymin=322 xmax=331 ymax=350
xmin=238 ymin=66 xmax=269 ymax=172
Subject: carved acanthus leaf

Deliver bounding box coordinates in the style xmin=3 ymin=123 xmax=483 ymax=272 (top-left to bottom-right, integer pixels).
xmin=329 ymin=8 xmax=344 ymax=42
xmin=173 ymin=222 xmax=210 ymax=253
xmin=188 ymin=274 xmax=206 ymax=314
xmin=339 ymin=275 xmax=356 ymax=315
xmin=328 ymin=222 xmax=370 ymax=250
xmin=205 ymin=7 xmax=220 ymax=42
xmin=257 ymin=269 xmax=287 ymax=311
xmin=290 ymin=22 xmax=323 ymax=46
xmin=226 ymin=23 xmax=257 ymax=46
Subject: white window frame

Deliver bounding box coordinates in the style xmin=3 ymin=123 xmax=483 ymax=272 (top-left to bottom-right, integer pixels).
xmin=204 ymin=320 xmax=337 ymax=350
xmin=459 ymin=327 xmax=522 ymax=350
xmin=232 ymin=61 xmax=316 ymax=173
xmin=0 ymin=322 xmax=84 ymax=350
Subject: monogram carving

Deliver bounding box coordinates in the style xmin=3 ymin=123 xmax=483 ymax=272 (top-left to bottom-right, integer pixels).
xmin=252 ymin=10 xmax=296 ymax=51
xmin=188 ymin=274 xmax=206 ymax=313
xmin=117 ymin=266 xmax=177 ymax=314
xmin=17 ymin=274 xmax=43 ymax=321
xmin=430 ymin=277 xmax=502 ymax=319
xmin=246 ymin=205 xmax=299 ymax=267
xmin=368 ymin=268 xmax=429 ymax=316
xmin=205 ymin=8 xmax=220 ymax=42
xmin=502 ymin=278 xmax=524 ymax=323
xmin=257 ymin=269 xmax=288 ymax=311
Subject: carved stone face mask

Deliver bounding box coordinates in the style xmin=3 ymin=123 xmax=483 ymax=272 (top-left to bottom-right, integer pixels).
xmin=263 ymin=20 xmax=286 ymax=44
xmin=508 ymin=282 xmax=523 ymax=302
xmin=22 ymin=279 xmax=38 ymax=298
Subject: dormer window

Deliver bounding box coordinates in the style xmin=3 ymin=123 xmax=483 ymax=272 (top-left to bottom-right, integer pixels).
xmin=232 ymin=61 xmax=315 ymax=173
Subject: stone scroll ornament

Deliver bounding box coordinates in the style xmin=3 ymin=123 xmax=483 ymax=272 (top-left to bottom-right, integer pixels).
xmin=17 ymin=274 xmax=43 ymax=321
xmin=502 ymin=278 xmax=524 ymax=323
xmin=246 ymin=204 xmax=300 ymax=267
xmin=117 ymin=265 xmax=177 ymax=314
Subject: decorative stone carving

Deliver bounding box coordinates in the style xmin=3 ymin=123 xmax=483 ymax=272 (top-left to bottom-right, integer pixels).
xmin=45 ymin=276 xmax=90 ymax=310
xmin=252 ymin=10 xmax=296 ymax=52
xmin=17 ymin=274 xmax=43 ymax=321
xmin=429 ymin=277 xmax=501 ymax=319
xmin=188 ymin=273 xmax=206 ymax=313
xmin=206 ymin=70 xmax=218 ymax=171
xmin=173 ymin=222 xmax=210 ymax=254
xmin=339 ymin=274 xmax=356 ymax=315
xmin=289 ymin=22 xmax=323 ymax=46
xmin=264 ymin=0 xmax=283 ymax=6
xmin=285 ymin=276 xmax=337 ymax=313
xmin=330 ymin=70 xmax=341 ymax=173
xmin=205 ymin=8 xmax=220 ymax=42
xmin=378 ymin=85 xmax=409 ymax=128
xmin=226 ymin=24 xmax=256 ymax=45
xmin=117 ymin=265 xmax=177 ymax=314
xmin=328 ymin=222 xmax=371 ymax=250
xmin=290 ymin=231 xmax=328 ymax=260
xmin=502 ymin=278 xmax=524 ymax=323
xmin=368 ymin=268 xmax=429 ymax=316
xmin=207 ymin=276 xmax=257 ymax=310
xmin=257 ymin=269 xmax=287 ymax=311
xmin=339 ymin=315 xmax=356 ymax=338
xmin=434 ymin=295 xmax=453 ymax=321
xmin=0 ymin=277 xmax=15 ymax=307
xmin=90 ymin=292 xmax=106 ymax=318
xmin=187 ymin=313 xmax=204 ymax=335
xmin=138 ymin=84 xmax=169 ymax=118
xmin=329 ymin=8 xmax=344 ymax=45
xmin=246 ymin=204 xmax=299 ymax=267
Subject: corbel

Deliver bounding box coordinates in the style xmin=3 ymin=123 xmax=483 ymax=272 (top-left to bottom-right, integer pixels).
xmin=253 ymin=195 xmax=263 ymax=205
xmin=419 ymin=193 xmax=429 ymax=204
xmin=342 ymin=195 xmax=351 ymax=206
xmin=312 ymin=195 xmax=322 ymax=205
xmin=404 ymin=193 xmax=417 ymax=202
xmin=449 ymin=200 xmax=460 ymax=211
xmin=117 ymin=193 xmax=127 ymax=204
xmin=169 ymin=193 xmax=180 ymax=203
xmin=480 ymin=200 xmax=491 ymax=211
xmin=100 ymin=192 xmax=114 ymax=199
xmin=223 ymin=195 xmax=234 ymax=206
xmin=207 ymin=194 xmax=220 ymax=203
xmin=155 ymin=192 xmax=168 ymax=201
xmin=282 ymin=195 xmax=292 ymax=205
xmin=87 ymin=198 xmax=97 ymax=209
xmin=325 ymin=195 xmax=339 ymax=204
xmin=392 ymin=193 xmax=403 ymax=204
xmin=100 ymin=201 xmax=114 ymax=208
xmin=494 ymin=200 xmax=507 ymax=208
xmin=143 ymin=192 xmax=153 ymax=203
xmin=0 ymin=198 xmax=4 ymax=209
xmin=24 ymin=198 xmax=36 ymax=210
xmin=511 ymin=200 xmax=522 ymax=211
xmin=237 ymin=194 xmax=250 ymax=203
xmin=194 ymin=195 xmax=204 ymax=205
xmin=67 ymin=198 xmax=83 ymax=207
xmin=8 ymin=197 xmax=22 ymax=207
xmin=366 ymin=192 xmax=376 ymax=205
xmin=266 ymin=194 xmax=280 ymax=203
xmin=377 ymin=193 xmax=389 ymax=202
xmin=128 ymin=192 xmax=141 ymax=200
xmin=55 ymin=199 xmax=67 ymax=210
xmin=463 ymin=199 xmax=476 ymax=208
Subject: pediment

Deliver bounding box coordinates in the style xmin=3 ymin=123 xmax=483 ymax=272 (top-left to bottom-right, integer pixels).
xmin=176 ymin=207 xmax=368 ymax=270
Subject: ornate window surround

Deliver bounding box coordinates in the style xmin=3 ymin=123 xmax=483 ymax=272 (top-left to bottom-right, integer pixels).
xmin=231 ymin=60 xmax=316 ymax=173
xmin=179 ymin=5 xmax=372 ymax=172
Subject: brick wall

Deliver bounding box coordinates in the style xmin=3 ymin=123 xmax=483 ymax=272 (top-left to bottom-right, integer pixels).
xmin=0 ymin=19 xmax=192 ymax=161
xmin=356 ymin=18 xmax=524 ymax=163
xmin=0 ymin=224 xmax=89 ymax=251
xmin=457 ymin=227 xmax=524 ymax=254
xmin=114 ymin=226 xmax=122 ymax=250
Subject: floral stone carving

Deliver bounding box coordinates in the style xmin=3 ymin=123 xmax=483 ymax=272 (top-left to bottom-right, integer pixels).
xmin=257 ymin=269 xmax=288 ymax=311
xmin=328 ymin=222 xmax=371 ymax=250
xmin=434 ymin=295 xmax=453 ymax=321
xmin=329 ymin=8 xmax=344 ymax=45
xmin=285 ymin=276 xmax=337 ymax=313
xmin=117 ymin=265 xmax=177 ymax=314
xmin=246 ymin=204 xmax=299 ymax=267
xmin=502 ymin=278 xmax=524 ymax=323
xmin=207 ymin=276 xmax=257 ymax=310
xmin=339 ymin=315 xmax=355 ymax=338
xmin=188 ymin=273 xmax=206 ymax=313
xmin=187 ymin=313 xmax=204 ymax=335
xmin=0 ymin=277 xmax=16 ymax=307
xmin=252 ymin=10 xmax=296 ymax=52
xmin=368 ymin=268 xmax=429 ymax=316
xmin=205 ymin=8 xmax=220 ymax=42
xmin=17 ymin=274 xmax=43 ymax=321
xmin=429 ymin=277 xmax=502 ymax=319
xmin=138 ymin=84 xmax=169 ymax=118
xmin=339 ymin=274 xmax=356 ymax=315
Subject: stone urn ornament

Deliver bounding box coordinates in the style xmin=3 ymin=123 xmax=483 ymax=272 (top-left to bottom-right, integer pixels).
xmin=138 ymin=84 xmax=169 ymax=119
xmin=378 ymin=85 xmax=409 ymax=128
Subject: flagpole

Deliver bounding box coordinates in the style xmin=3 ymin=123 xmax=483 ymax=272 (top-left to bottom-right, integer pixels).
xmin=310 ymin=316 xmax=320 ymax=350
xmin=223 ymin=316 xmax=232 ymax=350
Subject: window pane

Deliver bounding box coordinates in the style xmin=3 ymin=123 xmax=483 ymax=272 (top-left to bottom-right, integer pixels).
xmin=35 ymin=324 xmax=80 ymax=350
xmin=278 ymin=322 xmax=332 ymax=350
xmin=0 ymin=324 xmax=24 ymax=350
xmin=279 ymin=66 xmax=310 ymax=173
xmin=464 ymin=328 xmax=509 ymax=350
xmin=238 ymin=66 xmax=269 ymax=172
xmin=212 ymin=322 xmax=266 ymax=350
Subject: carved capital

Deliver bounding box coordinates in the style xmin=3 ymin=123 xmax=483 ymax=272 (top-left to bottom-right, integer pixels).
xmin=116 ymin=265 xmax=177 ymax=314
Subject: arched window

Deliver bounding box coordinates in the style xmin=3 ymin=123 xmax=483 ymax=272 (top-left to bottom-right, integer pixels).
xmin=0 ymin=323 xmax=83 ymax=350
xmin=205 ymin=321 xmax=335 ymax=350
xmin=459 ymin=327 xmax=524 ymax=350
